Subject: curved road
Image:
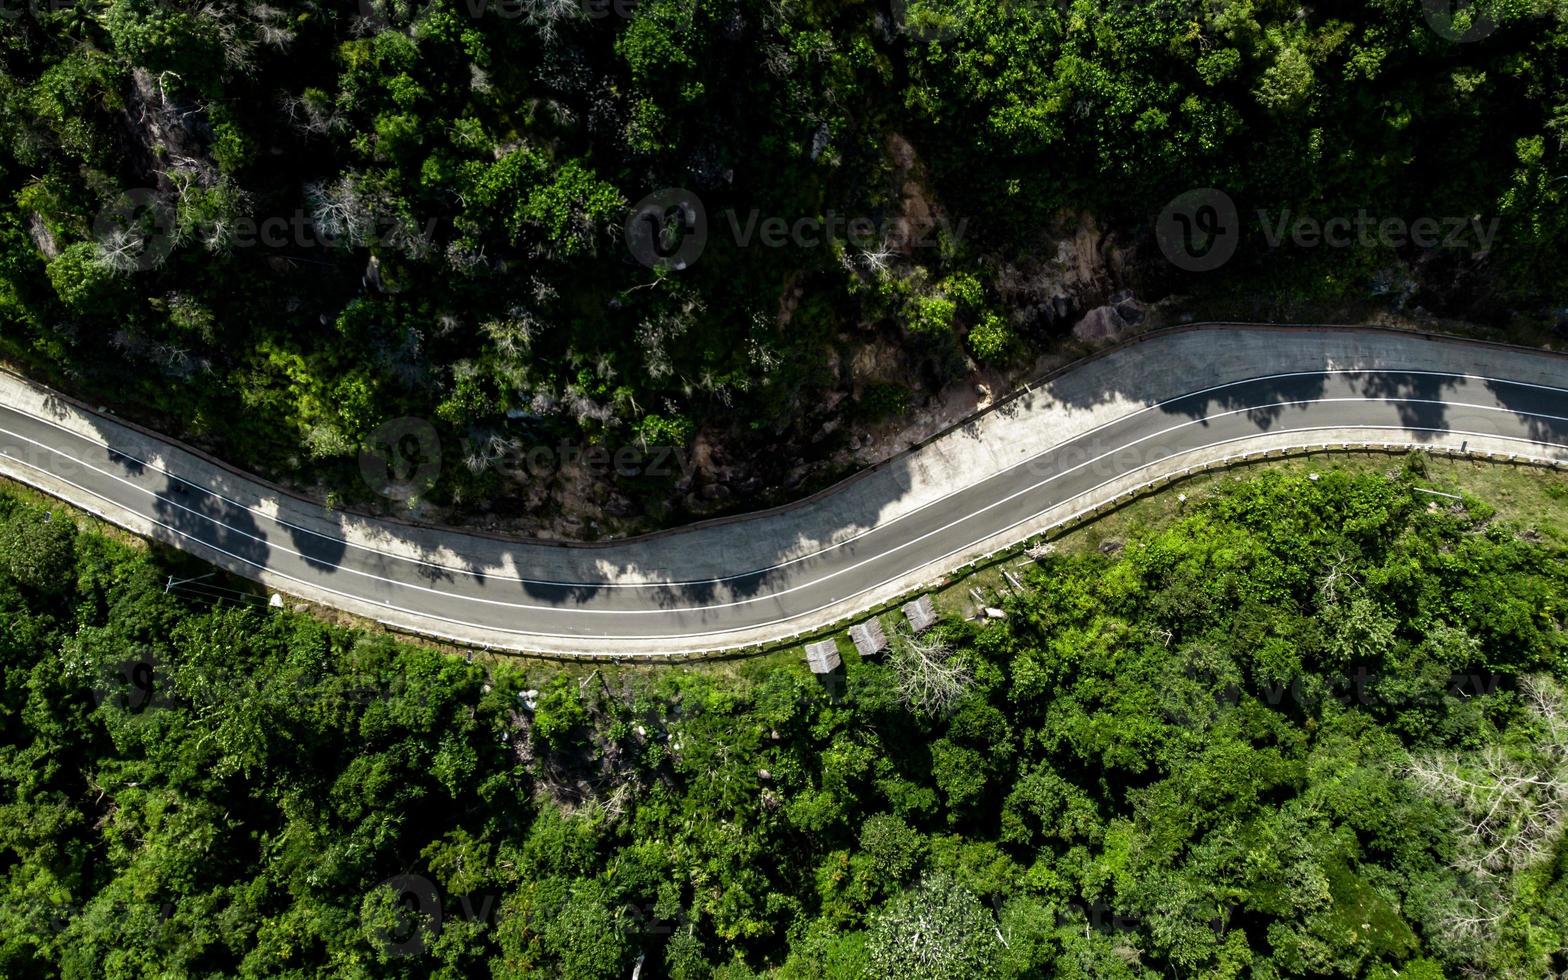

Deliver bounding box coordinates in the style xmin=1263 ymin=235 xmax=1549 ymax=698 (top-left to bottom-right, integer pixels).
xmin=2 ymin=325 xmax=1566 ymax=656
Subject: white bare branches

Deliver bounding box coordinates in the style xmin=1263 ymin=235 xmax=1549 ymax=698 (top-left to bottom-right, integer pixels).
xmin=1406 ymin=743 xmax=1568 ymax=878
xmin=481 ymin=309 xmax=538 ymax=359
xmin=1523 ymin=675 xmax=1568 ymax=747
xmin=95 ymin=226 xmax=157 ymax=273
xmin=306 ymin=178 xmax=372 ymax=247
xmin=1316 ymin=548 xmax=1360 ymax=603
xmin=523 ymin=0 xmax=585 ymax=31
xmin=279 ymin=90 xmax=345 ymax=137
xmin=248 ymin=3 xmax=296 ymax=50
xmin=198 ymin=3 xmax=257 ymax=71
xmin=562 ymin=385 xmax=613 ymax=427
xmin=851 ymin=239 xmax=897 ymax=275
xmin=746 ymin=333 xmax=779 ymax=378
xmin=195 ymin=1 xmax=297 ymax=71
xmin=889 ymin=630 xmax=971 ymax=718
xmin=463 ymin=429 xmax=520 ymax=475
xmin=1402 ymin=675 xmax=1568 ymax=964
xmin=167 ymin=173 xmax=253 ymax=255
xmin=1406 ymin=675 xmax=1568 ymax=880
xmin=635 ymin=309 xmax=691 ymax=382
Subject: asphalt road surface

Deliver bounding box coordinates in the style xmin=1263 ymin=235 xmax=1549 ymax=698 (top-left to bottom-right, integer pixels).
xmin=2 ymin=328 xmax=1567 ymax=655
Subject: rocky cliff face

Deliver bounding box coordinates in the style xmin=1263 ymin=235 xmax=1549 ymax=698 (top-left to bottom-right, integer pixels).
xmin=995 ymin=212 xmax=1129 ymax=337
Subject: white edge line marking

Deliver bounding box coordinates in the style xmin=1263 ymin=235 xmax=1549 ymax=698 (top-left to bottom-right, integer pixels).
xmin=6 ymin=368 xmax=1567 ymax=588
xmin=4 ymin=400 xmax=1565 ymax=638
xmin=6 ymin=423 xmax=1561 ymax=643
xmin=6 ymin=396 xmax=1565 ymax=619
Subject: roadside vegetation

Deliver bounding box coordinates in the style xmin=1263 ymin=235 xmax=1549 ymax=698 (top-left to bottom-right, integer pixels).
xmin=3 ymin=456 xmax=1567 ymax=977
xmin=2 ymin=0 xmax=1566 ymax=530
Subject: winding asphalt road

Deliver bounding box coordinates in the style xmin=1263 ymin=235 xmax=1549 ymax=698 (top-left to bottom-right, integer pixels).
xmin=1 ymin=325 xmax=1566 ymax=656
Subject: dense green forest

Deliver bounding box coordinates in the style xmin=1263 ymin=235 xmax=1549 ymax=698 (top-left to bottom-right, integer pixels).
xmin=4 ymin=458 xmax=1568 ymax=977
xmin=1 ymin=0 xmax=1566 ymax=529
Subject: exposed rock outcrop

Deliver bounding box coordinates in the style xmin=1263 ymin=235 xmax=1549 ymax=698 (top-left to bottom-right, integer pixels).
xmin=996 ymin=212 xmax=1127 ymax=335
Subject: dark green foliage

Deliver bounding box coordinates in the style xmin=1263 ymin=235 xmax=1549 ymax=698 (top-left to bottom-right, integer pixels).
xmin=1 ymin=1 xmax=1564 ymax=526
xmin=0 ymin=501 xmax=75 ymax=594
xmin=3 ymin=462 xmax=1568 ymax=976
xmin=865 ymin=873 xmax=1002 ymax=979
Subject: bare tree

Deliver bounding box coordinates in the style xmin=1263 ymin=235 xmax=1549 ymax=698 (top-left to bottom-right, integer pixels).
xmin=280 ymin=90 xmax=345 ymax=137
xmin=854 ymin=239 xmax=897 ymax=275
xmin=635 ymin=312 xmax=686 ymax=382
xmin=524 ymin=0 xmax=584 ymax=36
xmin=167 ymin=172 xmax=252 ymax=255
xmin=1402 ymin=675 xmax=1568 ymax=966
xmin=1316 ymin=548 xmax=1360 ymax=603
xmin=746 ymin=332 xmax=780 ymax=379
xmin=247 ymin=3 xmax=296 ymax=50
xmin=462 ymin=429 xmax=520 ymax=475
xmin=563 ymin=385 xmax=613 ymax=427
xmin=481 ymin=310 xmax=538 ymax=359
xmin=95 ymin=227 xmax=158 ymax=273
xmin=445 ymin=240 xmax=489 ymax=274
xmin=1406 ymin=676 xmax=1568 ymax=879
xmin=306 ymin=177 xmax=372 ymax=247
xmin=889 ymin=630 xmax=971 ymax=718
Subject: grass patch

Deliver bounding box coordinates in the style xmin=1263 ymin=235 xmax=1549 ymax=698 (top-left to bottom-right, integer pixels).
xmin=929 ymin=451 xmax=1568 ymax=620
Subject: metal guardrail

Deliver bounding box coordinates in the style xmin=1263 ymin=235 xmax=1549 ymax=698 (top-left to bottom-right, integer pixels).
xmin=5 ymin=324 xmax=1568 ymax=662
xmin=438 ymin=440 xmax=1568 ymax=663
